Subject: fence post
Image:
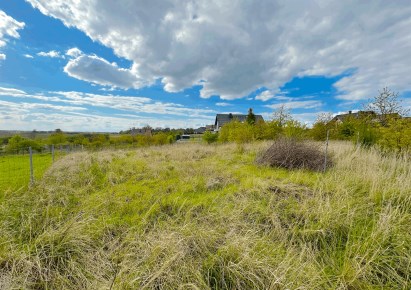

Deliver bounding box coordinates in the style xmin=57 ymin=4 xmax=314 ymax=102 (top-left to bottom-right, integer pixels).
xmin=52 ymin=144 xmax=55 ymax=162
xmin=323 ymin=130 xmax=329 ymax=173
xmin=356 ymin=131 xmax=360 ymax=148
xmin=29 ymin=147 xmax=34 ymax=185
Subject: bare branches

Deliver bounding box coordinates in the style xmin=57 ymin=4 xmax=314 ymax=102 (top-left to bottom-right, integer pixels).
xmin=364 ymin=87 xmax=409 ymax=125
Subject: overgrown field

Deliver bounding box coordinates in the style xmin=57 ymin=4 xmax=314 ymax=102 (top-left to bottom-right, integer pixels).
xmin=0 ymin=142 xmax=410 ymax=289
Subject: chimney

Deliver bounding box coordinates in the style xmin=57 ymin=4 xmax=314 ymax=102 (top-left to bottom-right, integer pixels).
xmin=348 ymin=110 xmax=352 ymax=114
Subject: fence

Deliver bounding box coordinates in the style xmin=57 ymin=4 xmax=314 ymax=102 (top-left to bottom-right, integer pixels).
xmin=0 ymin=144 xmax=83 ymax=191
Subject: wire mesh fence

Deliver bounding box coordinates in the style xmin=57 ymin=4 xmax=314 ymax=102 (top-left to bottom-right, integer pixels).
xmin=0 ymin=144 xmax=83 ymax=191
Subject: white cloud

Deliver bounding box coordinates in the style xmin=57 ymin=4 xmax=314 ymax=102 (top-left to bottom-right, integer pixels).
xmin=0 ymin=53 xmax=5 ymax=60
xmin=66 ymin=47 xmax=82 ymax=58
xmin=37 ymin=50 xmax=64 ymax=58
xmin=0 ymin=99 xmax=86 ymax=114
xmin=52 ymin=91 xmax=215 ymax=117
xmin=0 ymin=10 xmax=25 ymax=47
xmin=63 ymin=54 xmax=146 ymax=89
xmin=256 ymin=90 xmax=308 ymax=102
xmin=265 ymin=100 xmax=323 ymax=110
xmin=0 ymin=86 xmax=216 ymax=119
xmin=0 ymin=87 xmax=26 ymax=96
xmin=255 ymin=90 xmax=279 ymax=102
xmin=0 ymin=97 xmax=214 ymax=131
xmin=23 ymin=54 xmax=34 ymax=58
xmin=215 ymin=102 xmax=231 ymax=107
xmin=18 ymin=1 xmax=411 ymax=101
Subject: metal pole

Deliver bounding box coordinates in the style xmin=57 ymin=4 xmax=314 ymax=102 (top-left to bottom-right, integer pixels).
xmin=323 ymin=130 xmax=329 ymax=173
xmin=356 ymin=131 xmax=360 ymax=148
xmin=52 ymin=144 xmax=55 ymax=162
xmin=29 ymin=147 xmax=34 ymax=185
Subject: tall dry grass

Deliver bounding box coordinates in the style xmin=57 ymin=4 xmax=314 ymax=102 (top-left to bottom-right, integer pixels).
xmin=0 ymin=141 xmax=410 ymax=289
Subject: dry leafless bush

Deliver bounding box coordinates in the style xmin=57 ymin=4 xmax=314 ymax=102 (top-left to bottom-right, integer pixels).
xmin=256 ymin=138 xmax=332 ymax=171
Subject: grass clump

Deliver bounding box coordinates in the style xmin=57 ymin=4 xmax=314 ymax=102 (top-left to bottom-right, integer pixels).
xmin=256 ymin=138 xmax=332 ymax=171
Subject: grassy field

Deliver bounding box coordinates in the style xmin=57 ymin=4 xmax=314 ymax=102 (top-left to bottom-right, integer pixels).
xmin=0 ymin=153 xmax=54 ymax=193
xmin=0 ymin=141 xmax=410 ymax=289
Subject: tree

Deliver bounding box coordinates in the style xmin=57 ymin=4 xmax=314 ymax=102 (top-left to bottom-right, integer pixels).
xmin=246 ymin=108 xmax=256 ymax=125
xmin=364 ymin=87 xmax=409 ymax=126
xmin=310 ymin=113 xmax=334 ymax=141
xmin=378 ymin=118 xmax=411 ymax=153
xmin=5 ymin=135 xmax=42 ymax=153
xmin=272 ymin=104 xmax=291 ymax=127
xmin=49 ymin=131 xmax=66 ymax=145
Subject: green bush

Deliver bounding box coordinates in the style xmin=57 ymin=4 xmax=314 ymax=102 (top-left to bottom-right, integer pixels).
xmin=377 ymin=118 xmax=411 ymax=153
xmin=5 ymin=135 xmax=43 ymax=153
xmin=202 ymin=131 xmax=218 ymax=144
xmin=218 ymin=121 xmax=255 ymax=144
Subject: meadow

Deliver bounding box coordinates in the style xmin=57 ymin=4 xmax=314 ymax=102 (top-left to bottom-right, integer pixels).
xmin=0 ymin=141 xmax=410 ymax=289
xmin=0 ymin=153 xmax=53 ymax=193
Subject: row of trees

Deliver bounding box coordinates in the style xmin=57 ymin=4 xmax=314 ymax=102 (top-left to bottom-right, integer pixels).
xmin=1 ymin=130 xmax=178 ymax=153
xmin=311 ymin=112 xmax=411 ymax=152
xmin=311 ymin=87 xmax=410 ymax=152
xmin=204 ymin=87 xmax=410 ymax=153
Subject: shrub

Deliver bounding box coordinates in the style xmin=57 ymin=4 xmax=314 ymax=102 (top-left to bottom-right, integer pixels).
xmin=256 ymin=138 xmax=332 ymax=171
xmin=282 ymin=120 xmax=308 ymax=139
xmin=202 ymin=131 xmax=218 ymax=144
xmin=5 ymin=135 xmax=44 ymax=153
xmin=218 ymin=121 xmax=255 ymax=144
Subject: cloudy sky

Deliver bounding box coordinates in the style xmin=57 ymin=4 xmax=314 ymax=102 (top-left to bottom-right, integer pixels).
xmin=0 ymin=0 xmax=410 ymax=132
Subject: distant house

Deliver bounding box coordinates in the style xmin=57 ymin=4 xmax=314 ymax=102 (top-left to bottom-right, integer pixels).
xmin=214 ymin=113 xmax=264 ymax=131
xmin=331 ymin=110 xmax=404 ymax=124
xmin=205 ymin=124 xmax=215 ymax=131
xmin=130 ymin=127 xmax=152 ymax=136
xmin=194 ymin=127 xmax=206 ymax=134
xmin=331 ymin=111 xmax=376 ymax=123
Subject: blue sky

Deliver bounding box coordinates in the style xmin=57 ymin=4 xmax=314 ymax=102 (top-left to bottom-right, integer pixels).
xmin=0 ymin=0 xmax=410 ymax=131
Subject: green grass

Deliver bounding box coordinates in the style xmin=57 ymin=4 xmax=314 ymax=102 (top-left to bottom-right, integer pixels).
xmin=0 ymin=142 xmax=410 ymax=289
xmin=0 ymin=152 xmax=58 ymax=193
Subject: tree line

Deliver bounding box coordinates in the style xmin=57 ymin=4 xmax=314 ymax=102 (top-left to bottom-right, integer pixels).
xmin=205 ymin=87 xmax=411 ymax=153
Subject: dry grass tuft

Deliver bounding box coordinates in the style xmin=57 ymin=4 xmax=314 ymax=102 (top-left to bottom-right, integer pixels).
xmin=256 ymin=138 xmax=332 ymax=171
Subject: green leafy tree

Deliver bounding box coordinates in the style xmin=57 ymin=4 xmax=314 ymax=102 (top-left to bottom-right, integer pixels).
xmin=338 ymin=121 xmax=356 ymax=139
xmin=257 ymin=119 xmax=282 ymax=140
xmin=357 ymin=122 xmax=378 ymax=148
xmin=218 ymin=120 xmax=254 ymax=144
xmin=6 ymin=135 xmax=43 ymax=153
xmin=283 ymin=120 xmax=307 ymax=139
xmin=310 ymin=113 xmax=334 ymax=141
xmin=49 ymin=132 xmax=67 ymax=145
xmin=378 ymin=118 xmax=411 ymax=153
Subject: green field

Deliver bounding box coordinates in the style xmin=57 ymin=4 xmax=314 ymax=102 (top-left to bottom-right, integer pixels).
xmin=0 ymin=153 xmax=55 ymax=192
xmin=0 ymin=142 xmax=410 ymax=289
